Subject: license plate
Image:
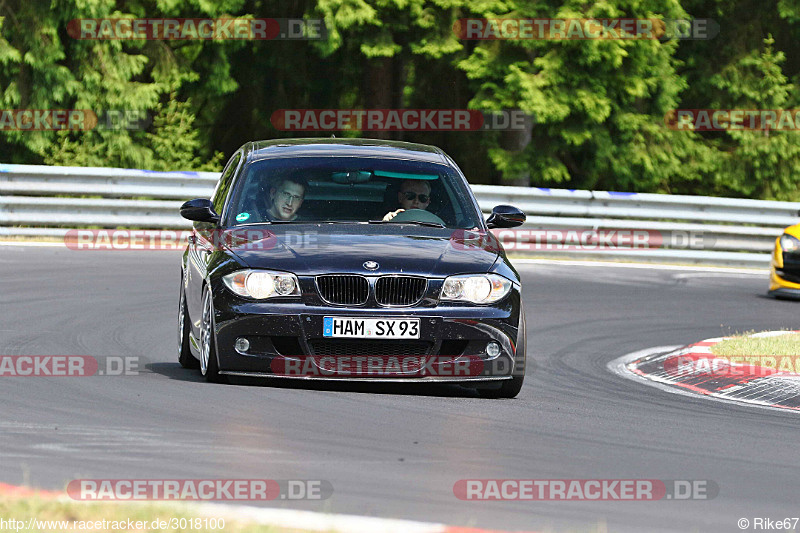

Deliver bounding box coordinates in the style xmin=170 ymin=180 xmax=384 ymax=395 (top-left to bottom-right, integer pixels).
xmin=323 ymin=317 xmax=420 ymax=339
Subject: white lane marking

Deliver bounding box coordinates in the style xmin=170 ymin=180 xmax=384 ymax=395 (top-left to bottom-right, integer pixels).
xmin=182 ymin=501 xmax=445 ymax=533
xmin=672 ymin=272 xmax=767 ymax=280
xmin=606 ymin=346 xmax=683 ymax=383
xmin=513 ymin=258 xmax=767 ymax=274
xmin=0 ymin=241 xmax=64 ymax=247
xmin=750 ymin=330 xmax=799 ymax=338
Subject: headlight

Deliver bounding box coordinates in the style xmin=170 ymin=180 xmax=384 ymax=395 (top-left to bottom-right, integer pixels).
xmin=440 ymin=274 xmax=513 ymax=304
xmin=222 ymin=270 xmax=300 ymax=299
xmin=780 ymin=234 xmax=800 ymax=253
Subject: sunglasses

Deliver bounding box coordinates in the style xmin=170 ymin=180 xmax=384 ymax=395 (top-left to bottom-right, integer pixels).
xmin=401 ymin=191 xmax=431 ymax=203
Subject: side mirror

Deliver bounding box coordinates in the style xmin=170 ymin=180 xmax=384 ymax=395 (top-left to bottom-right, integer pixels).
xmin=180 ymin=198 xmax=220 ymax=224
xmin=486 ymin=205 xmax=526 ymax=229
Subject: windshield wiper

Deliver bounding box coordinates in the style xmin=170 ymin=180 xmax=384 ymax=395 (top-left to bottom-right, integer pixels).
xmin=368 ymin=220 xmax=446 ymax=228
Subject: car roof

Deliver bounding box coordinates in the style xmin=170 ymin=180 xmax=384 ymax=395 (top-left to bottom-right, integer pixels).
xmin=245 ymin=138 xmax=450 ymax=165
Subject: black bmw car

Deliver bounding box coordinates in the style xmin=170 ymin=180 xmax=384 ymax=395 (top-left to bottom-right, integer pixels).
xmin=177 ymin=138 xmax=528 ymax=398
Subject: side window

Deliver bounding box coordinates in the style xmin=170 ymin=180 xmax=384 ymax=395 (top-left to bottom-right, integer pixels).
xmin=212 ymin=152 xmax=242 ymax=215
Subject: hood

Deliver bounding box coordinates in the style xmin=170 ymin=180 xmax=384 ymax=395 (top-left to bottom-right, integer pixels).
xmin=221 ymin=225 xmax=500 ymax=277
xmin=785 ymin=223 xmax=800 ymax=240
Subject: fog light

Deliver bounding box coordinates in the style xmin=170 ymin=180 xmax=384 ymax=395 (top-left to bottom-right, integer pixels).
xmin=486 ymin=341 xmax=501 ymax=357
xmin=235 ymin=338 xmax=250 ymax=353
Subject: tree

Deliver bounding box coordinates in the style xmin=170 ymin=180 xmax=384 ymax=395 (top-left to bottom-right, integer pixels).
xmin=458 ymin=0 xmax=717 ymax=192
xmin=0 ymin=0 xmax=237 ymax=170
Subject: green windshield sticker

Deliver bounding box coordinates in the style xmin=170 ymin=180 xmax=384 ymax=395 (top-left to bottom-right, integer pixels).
xmin=236 ymin=212 xmax=250 ymax=222
xmin=374 ymin=170 xmax=438 ymax=180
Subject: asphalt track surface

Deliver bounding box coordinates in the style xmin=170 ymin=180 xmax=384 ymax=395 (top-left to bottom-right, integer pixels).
xmin=1 ymin=246 xmax=799 ymax=533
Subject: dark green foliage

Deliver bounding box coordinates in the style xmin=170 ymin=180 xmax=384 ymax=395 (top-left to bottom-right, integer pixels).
xmin=0 ymin=0 xmax=798 ymax=199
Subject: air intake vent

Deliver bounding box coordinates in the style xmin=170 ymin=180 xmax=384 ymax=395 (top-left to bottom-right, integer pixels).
xmin=316 ymin=275 xmax=369 ymax=305
xmin=309 ymin=339 xmax=432 ymax=357
xmin=375 ymin=276 xmax=427 ymax=306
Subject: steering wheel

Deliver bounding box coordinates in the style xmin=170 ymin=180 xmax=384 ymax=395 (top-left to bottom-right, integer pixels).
xmin=389 ymin=209 xmax=447 ymax=226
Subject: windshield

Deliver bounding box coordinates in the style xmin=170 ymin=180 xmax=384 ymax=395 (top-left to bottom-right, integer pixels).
xmin=225 ymin=156 xmax=483 ymax=229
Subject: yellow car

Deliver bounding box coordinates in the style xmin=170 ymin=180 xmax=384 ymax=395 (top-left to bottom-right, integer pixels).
xmin=769 ymin=223 xmax=800 ymax=299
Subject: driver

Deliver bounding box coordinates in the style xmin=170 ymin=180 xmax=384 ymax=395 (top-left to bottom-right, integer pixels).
xmin=382 ymin=179 xmax=432 ymax=221
xmin=266 ymin=176 xmax=306 ymax=221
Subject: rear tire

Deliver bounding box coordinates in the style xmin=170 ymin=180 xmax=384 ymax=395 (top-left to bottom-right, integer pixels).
xmin=200 ymin=287 xmax=227 ymax=383
xmin=478 ymin=307 xmax=526 ymax=399
xmin=178 ymin=283 xmax=199 ymax=369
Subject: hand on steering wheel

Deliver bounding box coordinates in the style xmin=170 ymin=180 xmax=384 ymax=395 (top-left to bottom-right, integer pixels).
xmin=382 ymin=209 xmax=405 ymax=221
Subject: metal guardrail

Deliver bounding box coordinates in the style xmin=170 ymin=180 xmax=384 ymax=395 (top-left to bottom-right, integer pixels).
xmin=1 ymin=163 xmax=798 ymax=267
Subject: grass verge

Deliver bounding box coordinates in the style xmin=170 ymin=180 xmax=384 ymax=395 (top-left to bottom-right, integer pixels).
xmin=711 ymin=332 xmax=800 ymax=363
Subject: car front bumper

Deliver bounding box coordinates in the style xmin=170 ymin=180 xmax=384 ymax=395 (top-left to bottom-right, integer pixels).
xmin=209 ymin=281 xmax=523 ymax=381
xmin=769 ymin=247 xmax=800 ymax=299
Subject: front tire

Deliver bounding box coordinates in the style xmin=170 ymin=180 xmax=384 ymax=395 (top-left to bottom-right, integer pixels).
xmin=178 ymin=283 xmax=199 ymax=369
xmin=200 ymin=287 xmax=226 ymax=383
